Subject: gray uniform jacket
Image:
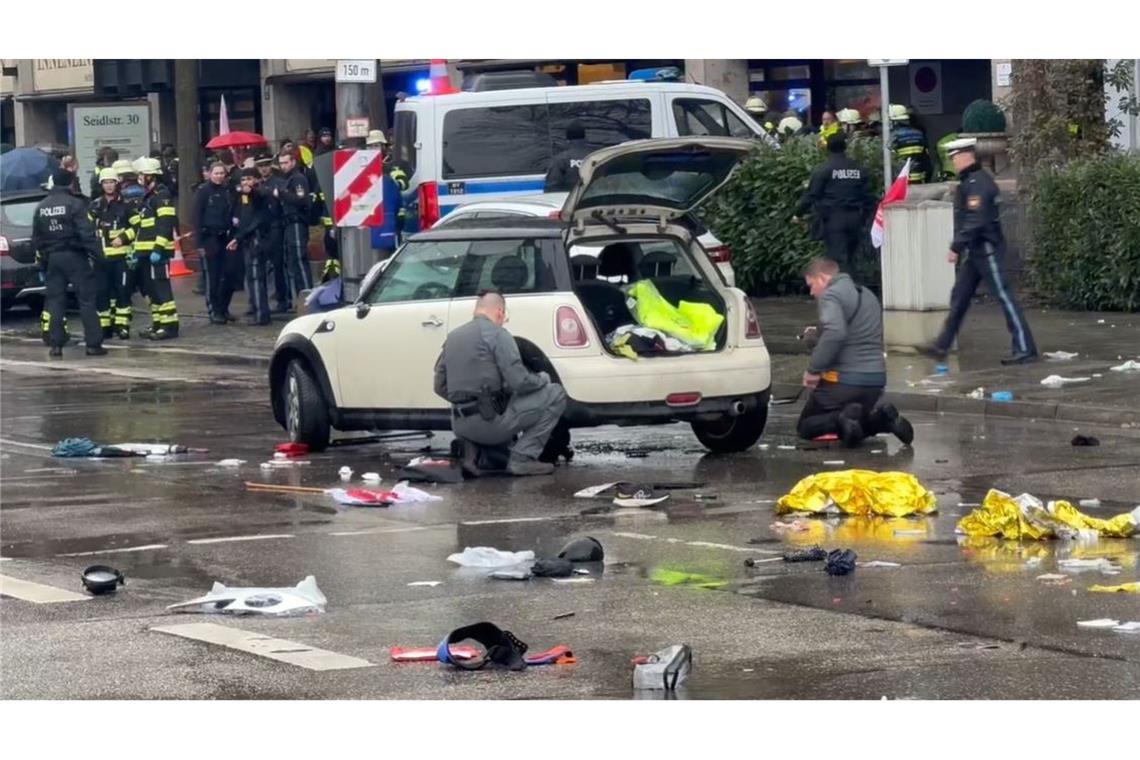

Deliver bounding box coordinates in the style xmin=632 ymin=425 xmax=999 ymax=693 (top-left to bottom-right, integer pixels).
xmin=434 ymin=315 xmax=548 ymax=403
xmin=807 ymin=273 xmax=886 ymax=387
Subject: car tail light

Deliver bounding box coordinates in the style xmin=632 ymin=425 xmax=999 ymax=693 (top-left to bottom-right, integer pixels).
xmin=0 ymin=235 xmax=9 ymax=257
xmin=418 ymin=181 xmax=440 ymax=229
xmin=555 ymin=305 xmax=589 ymax=348
xmin=666 ymin=392 xmax=702 ymax=407
xmin=707 ymin=244 xmax=732 ymax=263
xmin=744 ymin=299 xmax=762 ymax=340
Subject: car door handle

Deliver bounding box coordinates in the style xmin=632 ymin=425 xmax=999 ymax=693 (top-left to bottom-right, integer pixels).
xmin=421 ymin=316 xmax=444 ymax=328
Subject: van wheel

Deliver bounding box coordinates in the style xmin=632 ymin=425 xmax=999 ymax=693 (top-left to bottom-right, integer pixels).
xmin=284 ymin=359 xmax=330 ymax=452
xmin=691 ymin=393 xmax=769 ymax=453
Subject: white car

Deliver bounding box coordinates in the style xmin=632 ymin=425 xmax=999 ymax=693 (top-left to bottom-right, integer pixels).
xmin=269 ymin=137 xmax=771 ymax=455
xmin=436 ymin=193 xmax=736 ymax=287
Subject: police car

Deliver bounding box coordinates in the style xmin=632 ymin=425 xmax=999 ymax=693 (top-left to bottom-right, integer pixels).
xmin=269 ymin=137 xmax=771 ymax=454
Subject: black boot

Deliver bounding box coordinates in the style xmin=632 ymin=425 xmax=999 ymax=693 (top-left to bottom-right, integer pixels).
xmin=86 ymin=346 xmax=108 ymax=357
xmin=872 ymin=403 xmax=914 ymax=446
xmin=49 ymin=346 xmax=63 ymax=358
xmin=836 ymin=403 xmax=865 ymax=449
xmin=1001 ymin=351 xmax=1038 ymax=365
xmin=916 ymin=342 xmax=948 ymax=360
xmin=209 ymin=313 xmax=228 ymax=325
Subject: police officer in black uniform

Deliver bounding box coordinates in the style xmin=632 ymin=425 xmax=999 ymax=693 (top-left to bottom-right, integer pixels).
xmin=257 ymin=155 xmax=291 ymax=312
xmin=794 ymin=134 xmax=873 ymax=273
xmin=920 ymin=138 xmax=1038 ymax=365
xmin=194 ymin=161 xmax=238 ymax=324
xmin=234 ymin=168 xmax=272 ymax=325
xmin=276 ymin=151 xmax=313 ymax=297
xmin=544 ymin=121 xmax=591 ymax=193
xmin=33 ymin=168 xmax=106 ymax=358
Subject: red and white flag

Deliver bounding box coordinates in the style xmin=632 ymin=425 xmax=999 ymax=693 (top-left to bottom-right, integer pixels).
xmin=870 ymin=158 xmax=910 ymax=249
xmin=218 ymin=94 xmax=230 ymax=135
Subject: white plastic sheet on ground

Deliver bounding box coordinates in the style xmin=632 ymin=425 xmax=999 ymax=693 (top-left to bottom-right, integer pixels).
xmin=1043 ymin=351 xmax=1079 ymax=360
xmin=167 ymin=576 xmax=326 ymax=616
xmin=1110 ymin=360 xmax=1140 ymax=372
xmin=392 ymin=482 xmax=442 ymax=503
xmin=447 ymin=547 xmax=535 ymax=568
xmin=1040 ymin=374 xmax=1091 ymax=388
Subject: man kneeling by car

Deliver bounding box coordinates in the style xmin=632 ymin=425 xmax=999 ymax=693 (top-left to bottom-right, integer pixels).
xmin=798 ymin=258 xmax=914 ymax=448
xmin=434 ymin=289 xmax=568 ymax=476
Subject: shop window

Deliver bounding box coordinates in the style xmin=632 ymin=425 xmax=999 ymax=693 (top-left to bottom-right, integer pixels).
xmin=825 ymin=60 xmax=878 ymax=81
xmin=826 ymin=83 xmax=881 ymax=119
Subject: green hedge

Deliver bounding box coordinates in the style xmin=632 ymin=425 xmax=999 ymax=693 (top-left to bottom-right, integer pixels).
xmin=1027 ymin=151 xmax=1140 ymax=311
xmin=703 ymin=135 xmax=885 ymax=295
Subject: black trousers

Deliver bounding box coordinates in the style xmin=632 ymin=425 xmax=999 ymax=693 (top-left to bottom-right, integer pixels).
xmin=245 ymin=241 xmax=271 ymax=324
xmin=263 ymin=227 xmax=289 ymax=309
xmin=202 ymin=234 xmax=244 ymax=318
xmin=934 ymin=253 xmax=1037 ymax=356
xmin=823 ymin=211 xmax=863 ymax=272
xmin=45 ymin=251 xmax=102 ymax=349
xmin=796 ymin=382 xmax=888 ymax=441
xmin=283 ymin=221 xmax=313 ymax=296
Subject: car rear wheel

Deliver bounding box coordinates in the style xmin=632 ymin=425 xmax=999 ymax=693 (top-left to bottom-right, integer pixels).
xmin=284 ymin=359 xmax=330 ymax=452
xmin=691 ymin=392 xmax=770 ymax=453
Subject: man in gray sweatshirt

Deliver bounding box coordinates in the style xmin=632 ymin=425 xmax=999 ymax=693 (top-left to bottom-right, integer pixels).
xmin=798 ymin=258 xmax=914 ymax=448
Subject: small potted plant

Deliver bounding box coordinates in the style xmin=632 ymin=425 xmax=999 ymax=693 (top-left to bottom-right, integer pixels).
xmin=961 ymin=99 xmax=1009 ymax=171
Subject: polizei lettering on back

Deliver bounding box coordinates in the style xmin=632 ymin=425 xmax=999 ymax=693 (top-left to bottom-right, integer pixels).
xmin=831 ymin=169 xmax=862 ymax=180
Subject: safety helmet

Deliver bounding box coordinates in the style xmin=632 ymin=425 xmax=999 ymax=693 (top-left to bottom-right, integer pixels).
xmin=111 ymin=159 xmax=136 ymax=176
xmin=889 ymin=104 xmax=910 ymax=122
xmin=135 ymin=157 xmax=163 ymax=176
xmin=837 ymin=108 xmax=862 ymax=125
xmin=744 ymin=95 xmax=766 ymax=114
xmin=365 ymin=129 xmax=387 ymax=146
xmin=777 ymin=116 xmax=803 ymax=134
xmin=98 ymin=168 xmax=119 ymax=183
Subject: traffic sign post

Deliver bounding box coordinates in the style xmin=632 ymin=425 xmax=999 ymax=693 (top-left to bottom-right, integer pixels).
xmin=336 ymin=60 xmax=377 ymax=83
xmin=333 ymin=149 xmax=385 ymax=228
xmin=870 ymin=59 xmax=908 ymax=193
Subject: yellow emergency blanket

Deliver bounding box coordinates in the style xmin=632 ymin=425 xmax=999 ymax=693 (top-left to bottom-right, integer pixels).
xmin=626 ymin=280 xmax=724 ymax=351
xmin=775 ymin=470 xmax=937 ymax=517
xmin=956 ymin=489 xmax=1140 ymax=540
xmin=1087 ymin=582 xmax=1140 ymax=594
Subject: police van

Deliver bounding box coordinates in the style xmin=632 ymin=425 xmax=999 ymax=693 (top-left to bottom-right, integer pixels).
xmin=391 ymin=81 xmax=771 ymax=231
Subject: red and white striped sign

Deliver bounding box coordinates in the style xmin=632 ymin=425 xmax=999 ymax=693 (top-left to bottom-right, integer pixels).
xmin=333 ymin=149 xmax=385 ymax=227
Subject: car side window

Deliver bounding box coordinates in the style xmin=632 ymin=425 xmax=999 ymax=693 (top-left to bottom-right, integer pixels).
xmin=672 ymin=99 xmax=753 ymax=138
xmin=366 ymin=241 xmax=468 ymax=304
xmin=548 ymin=98 xmax=653 ymax=157
xmin=441 ymin=105 xmax=551 ymax=179
xmin=452 ymin=238 xmax=553 ymax=297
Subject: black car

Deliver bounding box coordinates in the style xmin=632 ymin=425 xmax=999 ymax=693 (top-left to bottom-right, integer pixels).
xmin=1 ymin=188 xmax=48 ymax=312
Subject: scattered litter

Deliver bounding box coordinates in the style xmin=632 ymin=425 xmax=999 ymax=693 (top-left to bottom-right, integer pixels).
xmin=777 ymin=445 xmax=797 ymax=451
xmin=396 ymin=459 xmax=464 ymax=484
xmin=1071 ymin=435 xmax=1100 ymax=447
xmin=1058 ymin=558 xmax=1122 ymax=575
xmin=259 ymin=462 xmax=273 ymax=470
xmin=447 ymin=547 xmax=535 ymax=568
xmin=651 ymin=568 xmax=727 ymax=589
xmin=1036 ymin=574 xmax=1070 ymax=583
xmin=614 ymin=485 xmax=669 ymax=508
xmin=1077 ymin=618 xmax=1120 ymax=629
xmin=258 ymin=459 xmax=311 ymax=468
xmin=531 ymin=558 xmax=574 ymax=578
xmin=958 ymin=502 xmax=981 ymax=508
xmin=694 ymin=493 xmax=718 ymax=500
xmin=935 ymin=459 xmax=949 ymax=464
xmin=633 ymin=644 xmax=692 ymax=690
xmin=1078 ymin=498 xmax=1102 ymax=509
xmin=870 ymin=449 xmax=884 ymax=454
xmin=1096 ymin=319 xmax=1106 ymax=325
xmin=82 ymin=565 xmax=125 ymax=595
xmin=407 ymin=581 xmax=442 ymax=588
xmin=1092 ymin=373 xmax=1103 ymax=378
xmin=408 ymin=456 xmax=451 ymax=467
xmin=744 ymin=557 xmax=783 ymax=567
xmin=439 ymin=622 xmax=528 ymax=671
xmin=956 ymin=642 xmax=1000 ymax=650
xmin=491 ymin=566 xmax=533 ymax=581
xmin=325 ymin=488 xmax=394 ymax=507
xmin=574 ymin=482 xmax=621 ymax=499
xmin=245 ymin=482 xmax=324 ymax=495
xmin=1088 ymin=582 xmax=1140 ymax=594
xmin=783 ymin=546 xmax=827 ymax=562
xmin=216 ymin=459 xmax=245 ymax=467
xmin=935 ymin=363 xmax=949 ymax=374
xmin=758 ymin=444 xmax=769 ymax=450
xmin=168 ymin=576 xmax=326 ymax=616
xmin=1113 ymin=622 xmax=1140 ymax=634
xmin=391 ymin=482 xmax=443 ymax=503
xmin=893 ymin=529 xmax=926 ymax=536
xmin=361 ymin=472 xmax=381 ymax=483
xmin=1043 ymin=351 xmax=1079 ymax=360
xmin=391 ymin=646 xmax=478 ymax=662
xmin=626 ymin=450 xmax=649 ymax=459
xmin=1040 ymin=374 xmax=1091 ymax=388
xmin=967 ymin=387 xmax=986 ymax=400
xmin=957 ymin=491 xmax=1139 ymax=540
xmin=1110 ymin=360 xmax=1140 ymax=372
xmin=1024 ymin=556 xmax=1043 ymax=567
xmin=990 ymin=391 xmax=1013 ymax=402
xmin=551 ymin=577 xmax=595 ymax=584
xmin=338 ymin=466 xmax=353 ymax=481
xmin=822 ymin=460 xmax=845 ymax=466
xmin=553 ymin=612 xmax=576 ymax=620
xmin=825 ymin=549 xmax=857 ymax=576
xmin=557 ymin=537 xmax=604 ymax=562
xmin=768 ymin=519 xmax=811 ymax=534
xmin=861 ymin=560 xmax=902 ymax=568
xmin=776 ymin=470 xmax=936 ymax=517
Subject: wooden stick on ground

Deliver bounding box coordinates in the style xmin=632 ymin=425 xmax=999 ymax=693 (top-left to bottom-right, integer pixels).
xmin=244 ymin=482 xmax=327 ymax=494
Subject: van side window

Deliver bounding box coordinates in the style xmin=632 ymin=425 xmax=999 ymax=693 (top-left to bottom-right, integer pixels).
xmin=393 ymin=111 xmax=417 ymax=174
xmin=548 ymin=99 xmax=652 ymax=155
xmin=673 ymin=99 xmax=754 ymax=138
xmin=442 ymin=105 xmax=551 ymax=179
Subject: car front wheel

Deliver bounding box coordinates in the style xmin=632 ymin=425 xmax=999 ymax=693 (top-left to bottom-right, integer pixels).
xmin=691 ymin=392 xmax=770 ymax=453
xmin=283 ymin=359 xmax=331 ymax=452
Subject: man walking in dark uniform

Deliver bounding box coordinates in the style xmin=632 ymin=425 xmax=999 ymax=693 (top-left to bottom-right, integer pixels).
xmin=256 ymin=156 xmax=290 ymax=313
xmin=276 ymin=151 xmax=313 ymax=297
xmin=194 ymin=162 xmax=239 ymax=324
xmin=434 ymin=290 xmax=568 ymax=477
xmin=920 ymin=138 xmax=1038 ymax=365
xmin=234 ymin=168 xmax=271 ymax=325
xmin=544 ymin=121 xmax=591 ymax=193
xmin=33 ymin=168 xmax=106 ymax=358
xmin=794 ymin=134 xmax=872 ymax=273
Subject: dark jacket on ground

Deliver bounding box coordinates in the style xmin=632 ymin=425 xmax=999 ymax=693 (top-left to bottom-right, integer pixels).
xmin=807 ymin=273 xmax=886 ymax=387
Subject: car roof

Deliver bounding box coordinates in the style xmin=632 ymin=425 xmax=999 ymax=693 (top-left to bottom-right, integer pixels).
xmin=409 ymin=216 xmax=567 ymax=241
xmin=400 ymin=81 xmax=728 ymax=106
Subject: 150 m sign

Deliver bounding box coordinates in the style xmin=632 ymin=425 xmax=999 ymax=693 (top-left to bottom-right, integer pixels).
xmin=336 ymin=60 xmax=377 ymax=83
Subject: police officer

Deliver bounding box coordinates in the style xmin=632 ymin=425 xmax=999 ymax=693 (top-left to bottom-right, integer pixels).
xmin=544 ymin=121 xmax=591 ymax=193
xmin=889 ymin=104 xmax=932 ymax=183
xmin=33 ymin=168 xmax=106 ymax=358
xmin=314 ymin=127 xmax=334 ymax=156
xmin=276 ymin=150 xmax=313 ymax=296
xmin=195 ymin=161 xmax=239 ymax=324
xmin=234 ymin=168 xmax=272 ymax=325
xmin=920 ymin=138 xmax=1038 ymax=365
xmin=257 ymin=155 xmax=291 ymax=313
xmin=794 ymin=134 xmax=873 ymax=273
xmin=798 ymin=258 xmax=913 ymax=447
xmin=434 ymin=290 xmax=568 ymax=477
xmin=132 ymin=157 xmax=180 ymax=340
xmin=89 ymin=168 xmax=134 ymax=340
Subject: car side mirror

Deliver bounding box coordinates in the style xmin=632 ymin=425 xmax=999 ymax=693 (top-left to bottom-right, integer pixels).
xmin=356 ymin=302 xmax=370 ymax=320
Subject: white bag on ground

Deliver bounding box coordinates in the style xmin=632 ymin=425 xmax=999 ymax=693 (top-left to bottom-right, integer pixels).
xmin=447 ymin=547 xmax=536 ymax=568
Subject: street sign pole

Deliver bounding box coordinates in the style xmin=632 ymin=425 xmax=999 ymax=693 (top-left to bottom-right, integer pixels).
xmin=880 ymin=65 xmax=892 ymax=194
xmin=335 ymin=60 xmax=377 ymax=301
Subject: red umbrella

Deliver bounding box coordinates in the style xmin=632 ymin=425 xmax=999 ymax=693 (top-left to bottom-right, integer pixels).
xmin=205 ymin=131 xmax=268 ymax=150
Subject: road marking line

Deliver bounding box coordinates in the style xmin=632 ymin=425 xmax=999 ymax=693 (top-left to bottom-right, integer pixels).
xmin=57 ymin=543 xmax=169 ymax=557
xmin=0 ymin=574 xmax=88 ymax=603
xmin=0 ymin=437 xmax=54 ymax=452
xmin=23 ymin=467 xmax=78 ymax=473
xmin=151 ymin=623 xmax=375 ymax=671
xmin=607 ymin=532 xmax=781 ymax=555
xmin=611 ymin=532 xmax=658 ymax=540
xmin=186 ymin=534 xmax=295 ymax=545
xmin=327 ymin=526 xmax=437 ymax=537
xmin=461 ymin=516 xmax=558 ymax=526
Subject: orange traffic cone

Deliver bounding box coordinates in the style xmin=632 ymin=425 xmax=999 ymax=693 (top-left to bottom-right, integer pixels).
xmin=168 ymin=236 xmax=194 ymax=278
xmin=429 ymin=59 xmax=457 ymax=95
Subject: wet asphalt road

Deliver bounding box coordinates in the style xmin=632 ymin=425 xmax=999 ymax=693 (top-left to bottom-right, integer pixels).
xmin=2 ymin=338 xmax=1139 ymax=699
